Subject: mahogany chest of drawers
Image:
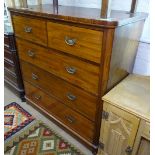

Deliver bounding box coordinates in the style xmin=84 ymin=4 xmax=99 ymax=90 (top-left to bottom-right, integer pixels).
xmin=9 ymin=5 xmax=147 ymax=153
xmin=4 ymin=32 xmax=25 ymax=101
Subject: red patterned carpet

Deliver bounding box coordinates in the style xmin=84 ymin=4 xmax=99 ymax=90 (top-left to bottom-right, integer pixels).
xmin=4 ymin=103 xmax=84 ymax=155
xmin=4 ymin=102 xmax=35 ymax=140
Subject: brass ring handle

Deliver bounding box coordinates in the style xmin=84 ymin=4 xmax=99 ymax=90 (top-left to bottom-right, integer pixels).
xmin=33 ymin=95 xmax=41 ymax=100
xmin=24 ymin=26 xmax=32 ymax=33
xmin=65 ymin=66 xmax=76 ymax=74
xmin=27 ymin=50 xmax=35 ymax=57
xmin=65 ymin=115 xmax=76 ymax=124
xmin=32 ymin=73 xmax=38 ymax=80
xmin=125 ymin=146 xmax=133 ymax=154
xmin=67 ymin=93 xmax=77 ymax=101
xmin=65 ymin=36 xmax=76 ymax=46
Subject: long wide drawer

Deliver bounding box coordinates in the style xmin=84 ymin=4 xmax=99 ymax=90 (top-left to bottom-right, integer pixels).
xmin=4 ymin=48 xmax=14 ymax=63
xmin=21 ymin=61 xmax=98 ymax=121
xmin=4 ymin=69 xmax=17 ymax=86
xmin=12 ymin=15 xmax=47 ymax=46
xmin=16 ymin=38 xmax=99 ymax=95
xmin=4 ymin=60 xmax=16 ymax=75
xmin=24 ymin=81 xmax=95 ymax=142
xmin=47 ymin=22 xmax=103 ymax=63
xmin=4 ymin=35 xmax=10 ymax=48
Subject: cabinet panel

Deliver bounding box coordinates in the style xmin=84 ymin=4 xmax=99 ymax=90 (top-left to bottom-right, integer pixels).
xmin=99 ymin=102 xmax=140 ymax=155
xmin=137 ymin=138 xmax=150 ymax=155
xmin=142 ymin=122 xmax=150 ymax=140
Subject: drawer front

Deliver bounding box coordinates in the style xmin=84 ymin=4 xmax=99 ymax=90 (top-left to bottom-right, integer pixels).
xmin=17 ymin=38 xmax=99 ymax=95
xmin=4 ymin=35 xmax=10 ymax=48
xmin=4 ymin=48 xmax=14 ymax=63
xmin=12 ymin=15 xmax=47 ymax=46
xmin=4 ymin=69 xmax=17 ymax=86
xmin=21 ymin=61 xmax=98 ymax=121
xmin=47 ymin=22 xmax=103 ymax=63
xmin=4 ymin=60 xmax=16 ymax=74
xmin=143 ymin=122 xmax=150 ymax=140
xmin=24 ymin=81 xmax=95 ymax=142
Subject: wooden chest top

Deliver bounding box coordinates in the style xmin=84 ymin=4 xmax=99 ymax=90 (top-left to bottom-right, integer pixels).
xmin=8 ymin=4 xmax=147 ymax=28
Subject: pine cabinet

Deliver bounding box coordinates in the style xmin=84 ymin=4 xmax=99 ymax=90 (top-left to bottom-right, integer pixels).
xmin=99 ymin=102 xmax=140 ymax=155
xmin=98 ymin=74 xmax=150 ymax=155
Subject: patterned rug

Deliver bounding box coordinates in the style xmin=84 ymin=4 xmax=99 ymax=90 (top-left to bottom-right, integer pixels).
xmin=4 ymin=102 xmax=35 ymax=141
xmin=5 ymin=121 xmax=84 ymax=155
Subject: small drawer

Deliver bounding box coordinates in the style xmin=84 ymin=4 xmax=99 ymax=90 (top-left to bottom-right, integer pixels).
xmin=4 ymin=48 xmax=14 ymax=63
xmin=16 ymin=38 xmax=99 ymax=95
xmin=4 ymin=60 xmax=16 ymax=74
xmin=47 ymin=22 xmax=103 ymax=63
xmin=12 ymin=15 xmax=47 ymax=46
xmin=24 ymin=81 xmax=95 ymax=142
xmin=142 ymin=122 xmax=150 ymax=140
xmin=21 ymin=61 xmax=98 ymax=121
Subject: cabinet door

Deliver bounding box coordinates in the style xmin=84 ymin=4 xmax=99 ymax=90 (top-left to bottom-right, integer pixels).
xmin=137 ymin=138 xmax=150 ymax=155
xmin=99 ymin=102 xmax=140 ymax=155
xmin=132 ymin=120 xmax=150 ymax=155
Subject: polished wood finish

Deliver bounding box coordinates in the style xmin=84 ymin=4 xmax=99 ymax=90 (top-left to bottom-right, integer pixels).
xmin=12 ymin=15 xmax=47 ymax=46
xmin=5 ymin=68 xmax=18 ymax=85
xmin=98 ymin=74 xmax=150 ymax=155
xmin=24 ymin=81 xmax=95 ymax=143
xmin=4 ymin=35 xmax=10 ymax=48
xmin=16 ymin=38 xmax=100 ymax=95
xmin=4 ymin=60 xmax=16 ymax=74
xmin=101 ymin=0 xmax=109 ymax=17
xmin=107 ymin=21 xmax=145 ymax=91
xmin=4 ymin=48 xmax=14 ymax=63
xmin=9 ymin=5 xmax=147 ymax=152
xmin=101 ymin=0 xmax=138 ymax=17
xmin=8 ymin=5 xmax=147 ymax=28
xmin=131 ymin=0 xmax=138 ymax=13
xmin=4 ymin=33 xmax=25 ymax=101
xmin=47 ymin=22 xmax=103 ymax=63
xmin=21 ymin=61 xmax=98 ymax=121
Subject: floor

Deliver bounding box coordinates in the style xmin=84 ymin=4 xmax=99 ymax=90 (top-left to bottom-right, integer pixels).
xmin=4 ymin=86 xmax=93 ymax=155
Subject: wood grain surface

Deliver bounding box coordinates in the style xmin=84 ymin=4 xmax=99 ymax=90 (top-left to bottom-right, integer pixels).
xmin=21 ymin=61 xmax=98 ymax=121
xmin=47 ymin=22 xmax=103 ymax=63
xmin=8 ymin=5 xmax=147 ymax=28
xmin=24 ymin=81 xmax=95 ymax=142
xmin=12 ymin=15 xmax=47 ymax=46
xmin=16 ymin=38 xmax=100 ymax=95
